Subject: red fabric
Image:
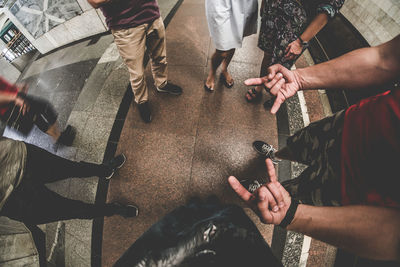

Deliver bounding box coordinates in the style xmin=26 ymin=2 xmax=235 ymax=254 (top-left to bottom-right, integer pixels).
xmin=0 ymin=77 xmax=18 ymax=116
xmin=100 ymin=0 xmax=160 ymax=30
xmin=341 ymin=89 xmax=400 ymax=208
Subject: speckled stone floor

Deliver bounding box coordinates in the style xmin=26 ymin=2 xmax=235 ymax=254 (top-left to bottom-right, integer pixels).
xmin=101 ymin=0 xmax=277 ymax=266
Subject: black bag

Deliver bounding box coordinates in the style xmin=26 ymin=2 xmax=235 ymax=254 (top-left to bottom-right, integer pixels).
xmin=1 ymin=103 xmax=35 ymax=136
xmin=113 ymin=197 xmax=282 ymax=267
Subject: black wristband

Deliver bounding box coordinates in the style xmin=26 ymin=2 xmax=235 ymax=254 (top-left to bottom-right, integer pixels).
xmin=278 ymin=199 xmax=299 ymax=228
xmin=298 ymin=36 xmax=308 ymax=46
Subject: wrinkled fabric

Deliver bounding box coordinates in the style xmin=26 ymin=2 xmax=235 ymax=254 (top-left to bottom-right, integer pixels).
xmin=114 ymin=197 xmax=282 ymax=267
xmin=0 ymin=137 xmax=26 ymax=210
xmin=100 ymin=0 xmax=160 ymax=30
xmin=206 ymin=0 xmax=258 ymax=50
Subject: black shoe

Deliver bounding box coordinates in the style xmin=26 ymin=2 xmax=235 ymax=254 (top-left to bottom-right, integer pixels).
xmin=240 ymin=179 xmax=262 ymax=194
xmin=138 ymin=101 xmax=152 ymax=123
xmin=57 ymin=125 xmax=76 ymax=146
xmin=263 ymin=98 xmax=275 ymax=109
xmin=113 ymin=203 xmax=139 ymax=218
xmin=104 ymin=154 xmax=126 ymax=180
xmin=252 ymin=141 xmax=281 ymax=164
xmin=157 ymin=82 xmax=182 ymax=95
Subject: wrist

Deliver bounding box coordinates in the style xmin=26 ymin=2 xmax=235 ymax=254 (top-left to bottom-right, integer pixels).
xmin=292 ymin=69 xmax=304 ymax=91
xmin=279 ymin=199 xmax=299 ymax=228
xmin=298 ymin=36 xmax=308 ymax=46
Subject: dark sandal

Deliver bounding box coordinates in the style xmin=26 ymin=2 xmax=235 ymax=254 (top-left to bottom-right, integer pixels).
xmin=245 ymin=87 xmax=261 ymax=102
xmin=204 ymin=84 xmax=214 ymax=92
xmin=263 ymin=97 xmax=276 ymax=109
xmin=220 ymin=73 xmax=234 ymax=88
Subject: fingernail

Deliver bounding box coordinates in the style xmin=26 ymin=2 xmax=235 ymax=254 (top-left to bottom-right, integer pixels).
xmin=279 ymin=202 xmax=285 ymax=208
xmin=272 ymin=206 xmax=279 ymax=212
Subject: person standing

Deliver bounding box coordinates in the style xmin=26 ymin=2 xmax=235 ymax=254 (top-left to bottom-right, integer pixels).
xmin=87 ymin=0 xmax=183 ymax=123
xmin=204 ymin=0 xmax=258 ymax=92
xmin=245 ymin=0 xmax=344 ymax=107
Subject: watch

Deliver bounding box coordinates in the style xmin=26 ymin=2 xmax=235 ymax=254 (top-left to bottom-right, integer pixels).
xmin=298 ymin=36 xmax=308 ymax=46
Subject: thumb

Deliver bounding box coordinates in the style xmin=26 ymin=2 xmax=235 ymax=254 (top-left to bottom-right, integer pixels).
xmin=228 ymin=176 xmax=253 ymax=203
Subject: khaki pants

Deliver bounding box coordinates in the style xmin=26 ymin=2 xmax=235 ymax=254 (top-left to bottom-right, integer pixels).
xmin=112 ymin=17 xmax=168 ymax=104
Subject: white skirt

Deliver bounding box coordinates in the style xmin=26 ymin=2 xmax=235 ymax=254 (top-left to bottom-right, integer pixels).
xmin=205 ymin=0 xmax=258 ymax=51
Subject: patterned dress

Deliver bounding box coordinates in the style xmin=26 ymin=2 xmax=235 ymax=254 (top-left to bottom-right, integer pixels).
xmin=258 ymin=0 xmax=344 ymax=68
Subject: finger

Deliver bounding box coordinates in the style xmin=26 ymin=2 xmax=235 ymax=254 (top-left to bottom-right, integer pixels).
xmin=257 ymin=187 xmax=276 ymax=222
xmin=244 ymin=77 xmax=265 ymax=86
xmin=269 ymin=78 xmax=286 ymax=96
xmin=265 ymin=181 xmax=285 ymax=209
xmin=266 ymin=159 xmax=277 ymax=182
xmin=266 ymin=65 xmax=280 ymax=80
xmin=228 ymin=176 xmax=253 ymax=204
xmin=270 ymin=95 xmax=285 ymax=114
xmin=265 ymin=72 xmax=283 ymax=90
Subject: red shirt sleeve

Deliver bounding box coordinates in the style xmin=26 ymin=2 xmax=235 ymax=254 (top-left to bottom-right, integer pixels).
xmin=0 ymin=77 xmax=19 ymax=116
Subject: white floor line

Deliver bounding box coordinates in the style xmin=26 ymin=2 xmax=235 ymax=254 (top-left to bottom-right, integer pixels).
xmin=293 ymin=65 xmax=312 ymax=266
xmin=299 ymin=235 xmax=312 ymax=267
xmin=47 ymin=221 xmax=62 ymax=263
xmin=297 ymin=90 xmax=310 ymax=127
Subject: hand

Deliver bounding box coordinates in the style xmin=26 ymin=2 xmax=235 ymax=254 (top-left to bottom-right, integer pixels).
xmin=284 ymin=39 xmax=303 ymax=61
xmin=14 ymin=97 xmax=29 ymax=115
xmin=16 ymin=83 xmax=29 ymax=94
xmin=228 ymin=159 xmax=292 ymax=225
xmin=244 ymin=64 xmax=301 ymax=114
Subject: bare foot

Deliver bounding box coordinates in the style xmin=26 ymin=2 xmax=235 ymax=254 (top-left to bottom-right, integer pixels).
xmin=221 ymin=71 xmax=234 ymax=87
xmin=205 ymin=73 xmax=215 ymax=91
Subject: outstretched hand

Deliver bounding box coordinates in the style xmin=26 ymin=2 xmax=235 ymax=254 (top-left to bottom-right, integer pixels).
xmin=244 ymin=64 xmax=301 ymax=114
xmin=228 ymin=159 xmax=292 ymax=225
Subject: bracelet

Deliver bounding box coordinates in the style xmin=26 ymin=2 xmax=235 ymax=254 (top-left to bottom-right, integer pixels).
xmin=278 ymin=199 xmax=299 ymax=228
xmin=298 ymin=36 xmax=308 ymax=46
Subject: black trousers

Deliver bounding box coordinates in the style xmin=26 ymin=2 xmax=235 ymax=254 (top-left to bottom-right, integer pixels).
xmin=0 ymin=143 xmax=117 ymax=225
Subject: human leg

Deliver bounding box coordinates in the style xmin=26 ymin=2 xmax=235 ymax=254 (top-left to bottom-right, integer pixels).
xmin=220 ymin=48 xmax=235 ymax=87
xmin=147 ymin=17 xmax=168 ymax=89
xmin=245 ymin=52 xmax=272 ymax=102
xmin=205 ymin=49 xmax=235 ymax=91
xmin=112 ymin=27 xmax=148 ymax=105
xmin=24 ymin=142 xmax=123 ymax=183
xmin=0 ymin=181 xmax=138 ymax=225
xmin=112 ymin=26 xmax=151 ymax=122
xmin=281 ymin=111 xmax=345 ymax=206
xmin=205 ymin=50 xmax=224 ymax=91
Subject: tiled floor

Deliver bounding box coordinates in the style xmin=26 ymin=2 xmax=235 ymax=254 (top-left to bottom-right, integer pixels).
xmin=1 ymin=1 xmax=344 ymax=266
xmin=101 ymin=0 xmax=276 ymax=266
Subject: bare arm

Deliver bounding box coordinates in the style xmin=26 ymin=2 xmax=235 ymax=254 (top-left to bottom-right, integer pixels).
xmin=289 ymin=204 xmax=400 ymax=261
xmin=0 ymin=92 xmax=17 ymax=105
xmin=245 ymin=35 xmax=400 ymax=113
xmin=295 ymin=34 xmax=400 ymax=90
xmin=285 ymin=13 xmax=329 ymax=60
xmin=229 ymin=159 xmax=400 ymax=261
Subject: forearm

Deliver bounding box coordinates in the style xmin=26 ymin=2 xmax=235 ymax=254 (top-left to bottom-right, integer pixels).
xmin=300 ymin=13 xmax=328 ymax=42
xmin=287 ymin=204 xmax=400 ymax=261
xmin=294 ymin=35 xmax=400 ymax=90
xmin=0 ymin=93 xmax=17 ymax=105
